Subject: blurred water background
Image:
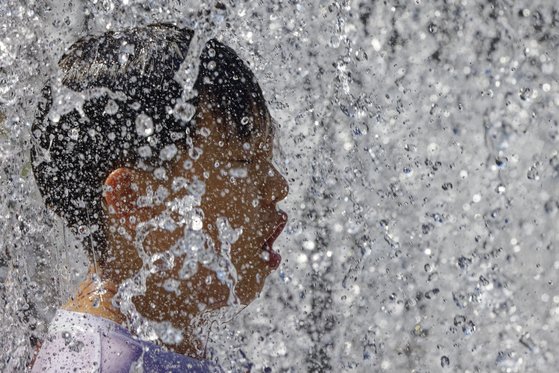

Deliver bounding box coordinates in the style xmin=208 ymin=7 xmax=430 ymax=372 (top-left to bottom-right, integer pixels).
xmin=1 ymin=0 xmax=559 ymax=371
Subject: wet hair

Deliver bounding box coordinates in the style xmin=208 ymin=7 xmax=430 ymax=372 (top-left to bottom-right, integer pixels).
xmin=31 ymin=23 xmax=271 ymax=262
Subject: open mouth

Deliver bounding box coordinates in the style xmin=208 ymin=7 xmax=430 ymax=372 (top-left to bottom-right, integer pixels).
xmin=261 ymin=210 xmax=287 ymax=269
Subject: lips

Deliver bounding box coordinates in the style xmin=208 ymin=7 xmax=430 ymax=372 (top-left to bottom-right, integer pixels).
xmin=262 ymin=210 xmax=287 ymax=269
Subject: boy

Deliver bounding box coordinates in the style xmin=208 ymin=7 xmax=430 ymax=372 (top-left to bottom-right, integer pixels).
xmin=31 ymin=23 xmax=288 ymax=372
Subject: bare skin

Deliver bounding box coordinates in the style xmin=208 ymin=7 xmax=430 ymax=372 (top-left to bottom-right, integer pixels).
xmin=64 ymin=107 xmax=288 ymax=357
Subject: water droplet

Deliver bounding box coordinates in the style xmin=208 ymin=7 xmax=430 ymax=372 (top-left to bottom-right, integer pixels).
xmin=159 ymin=144 xmax=177 ymax=161
xmin=77 ymin=225 xmax=90 ymax=236
xmin=428 ymin=23 xmax=438 ymax=33
xmin=189 ymin=146 xmax=202 ymax=160
xmin=153 ymin=167 xmax=167 ymax=180
xmin=179 ymin=260 xmax=198 ymax=279
xmin=68 ymin=339 xmax=84 ymax=353
xmin=496 ymin=184 xmax=506 ymax=194
xmin=104 ymin=99 xmax=119 ymax=115
xmin=69 ymin=128 xmax=79 ymax=141
xmin=198 ymin=127 xmax=210 ymax=138
xmin=138 ymin=145 xmax=152 ymax=158
xmin=463 ymin=320 xmax=476 ymax=335
xmin=441 ymin=355 xmax=450 ymax=367
xmin=174 ymin=101 xmax=196 ymax=122
xmin=135 ymin=114 xmax=154 ymax=137
xmin=453 ymin=315 xmax=466 ymax=326
xmin=191 ymin=215 xmax=203 ymax=231
xmin=183 ymin=159 xmax=193 ymax=170
xmin=163 ymin=279 xmax=179 ymax=293
xmin=207 ymin=60 xmax=216 ymax=70
xmin=229 ymin=167 xmax=248 ymax=178
xmin=527 ymin=165 xmax=539 ymax=180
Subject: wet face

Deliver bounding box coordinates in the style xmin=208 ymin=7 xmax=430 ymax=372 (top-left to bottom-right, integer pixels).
xmin=104 ymin=106 xmax=288 ymax=324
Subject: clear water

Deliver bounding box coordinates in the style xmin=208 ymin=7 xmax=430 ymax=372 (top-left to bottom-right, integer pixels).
xmin=2 ymin=0 xmax=559 ymax=371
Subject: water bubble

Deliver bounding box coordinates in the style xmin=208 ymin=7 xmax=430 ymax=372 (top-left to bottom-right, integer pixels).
xmin=207 ymin=60 xmax=216 ymax=70
xmin=440 ymin=356 xmax=450 ymax=367
xmin=135 ymin=114 xmax=154 ymax=137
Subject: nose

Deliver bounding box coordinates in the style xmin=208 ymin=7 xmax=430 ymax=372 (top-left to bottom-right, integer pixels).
xmin=263 ymin=164 xmax=289 ymax=205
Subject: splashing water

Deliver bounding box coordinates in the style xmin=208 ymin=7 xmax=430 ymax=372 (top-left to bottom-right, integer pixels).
xmin=2 ymin=0 xmax=559 ymax=372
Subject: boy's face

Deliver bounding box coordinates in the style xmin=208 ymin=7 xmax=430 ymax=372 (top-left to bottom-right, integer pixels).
xmin=105 ymin=107 xmax=288 ymax=323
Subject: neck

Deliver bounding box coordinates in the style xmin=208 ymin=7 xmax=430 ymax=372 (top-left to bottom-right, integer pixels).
xmin=63 ymin=266 xmax=204 ymax=358
xmin=63 ymin=267 xmax=125 ymax=324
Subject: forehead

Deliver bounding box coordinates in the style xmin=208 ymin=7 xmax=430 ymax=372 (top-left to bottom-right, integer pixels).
xmin=195 ymin=100 xmax=274 ymax=161
xmin=210 ymin=123 xmax=274 ymax=162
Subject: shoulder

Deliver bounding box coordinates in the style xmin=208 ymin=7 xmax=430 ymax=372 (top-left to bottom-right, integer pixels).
xmin=31 ymin=309 xmax=136 ymax=372
xmin=31 ymin=309 xmax=222 ymax=373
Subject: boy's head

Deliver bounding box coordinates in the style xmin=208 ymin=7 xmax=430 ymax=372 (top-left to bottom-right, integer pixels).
xmin=32 ymin=24 xmax=271 ymax=258
xmin=31 ymin=24 xmax=288 ymax=311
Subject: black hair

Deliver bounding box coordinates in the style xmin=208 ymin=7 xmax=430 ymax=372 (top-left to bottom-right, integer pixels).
xmin=31 ymin=23 xmax=271 ymax=262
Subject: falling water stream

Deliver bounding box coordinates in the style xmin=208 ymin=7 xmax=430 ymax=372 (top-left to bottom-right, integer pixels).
xmin=2 ymin=0 xmax=559 ymax=371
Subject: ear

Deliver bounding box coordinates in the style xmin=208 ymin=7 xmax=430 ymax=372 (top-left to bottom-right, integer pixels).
xmin=103 ymin=168 xmax=140 ymax=222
